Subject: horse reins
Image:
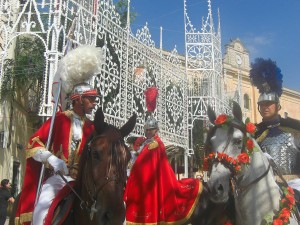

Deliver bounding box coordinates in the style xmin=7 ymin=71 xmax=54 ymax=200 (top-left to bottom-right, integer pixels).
xmin=56 ymin=171 xmax=88 ymax=208
xmin=57 ymin=133 xmax=126 ymax=219
xmin=85 ymin=133 xmax=126 ymax=195
xmin=230 ymin=122 xmax=271 ymax=196
xmin=210 ymin=121 xmax=271 ymax=197
xmin=231 ymin=163 xmax=271 ymax=197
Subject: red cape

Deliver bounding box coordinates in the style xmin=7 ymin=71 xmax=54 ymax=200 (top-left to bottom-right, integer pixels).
xmin=124 ymin=135 xmax=202 ymax=224
xmin=15 ymin=111 xmax=94 ymax=225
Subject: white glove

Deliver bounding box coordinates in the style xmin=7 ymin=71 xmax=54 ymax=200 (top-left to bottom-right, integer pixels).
xmin=47 ymin=155 xmax=69 ymax=175
xmin=33 ymin=148 xmax=52 ymax=162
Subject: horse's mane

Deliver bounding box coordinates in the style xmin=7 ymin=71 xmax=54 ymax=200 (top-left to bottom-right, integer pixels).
xmin=204 ymin=126 xmax=217 ymax=156
xmin=76 ymin=133 xmax=94 ymax=187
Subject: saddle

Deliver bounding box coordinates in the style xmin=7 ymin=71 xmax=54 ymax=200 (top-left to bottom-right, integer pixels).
xmin=44 ymin=182 xmax=76 ymax=225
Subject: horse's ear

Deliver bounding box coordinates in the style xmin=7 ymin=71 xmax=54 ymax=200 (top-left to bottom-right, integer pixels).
xmin=207 ymin=105 xmax=216 ymax=124
xmin=94 ymin=107 xmax=106 ymax=134
xmin=232 ymin=101 xmax=243 ymax=122
xmin=120 ymin=113 xmax=137 ymax=137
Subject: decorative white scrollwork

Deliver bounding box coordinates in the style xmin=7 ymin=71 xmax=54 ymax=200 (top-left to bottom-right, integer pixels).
xmin=0 ymin=0 xmax=230 ymax=157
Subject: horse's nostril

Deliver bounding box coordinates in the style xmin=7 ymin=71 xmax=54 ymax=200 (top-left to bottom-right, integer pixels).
xmin=217 ymin=184 xmax=224 ymax=192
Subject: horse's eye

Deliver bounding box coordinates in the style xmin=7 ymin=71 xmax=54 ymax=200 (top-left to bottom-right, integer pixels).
xmin=92 ymin=150 xmax=101 ymax=161
xmin=233 ymin=138 xmax=243 ymax=145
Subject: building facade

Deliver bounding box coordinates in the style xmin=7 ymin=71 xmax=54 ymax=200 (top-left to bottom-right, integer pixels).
xmin=223 ymin=39 xmax=300 ymax=123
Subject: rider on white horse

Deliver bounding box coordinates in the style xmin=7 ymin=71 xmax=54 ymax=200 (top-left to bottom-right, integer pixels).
xmin=251 ymin=58 xmax=300 ymax=198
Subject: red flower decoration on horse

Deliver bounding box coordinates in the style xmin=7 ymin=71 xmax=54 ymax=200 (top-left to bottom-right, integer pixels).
xmin=246 ymin=122 xmax=256 ymax=134
xmin=214 ymin=114 xmax=228 ymax=125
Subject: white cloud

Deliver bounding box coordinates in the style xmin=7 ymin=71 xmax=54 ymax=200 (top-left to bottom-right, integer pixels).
xmin=243 ymin=33 xmax=274 ymax=58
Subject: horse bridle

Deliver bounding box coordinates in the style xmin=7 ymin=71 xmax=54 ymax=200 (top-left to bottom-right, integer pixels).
xmin=209 ymin=121 xmax=271 ymax=197
xmin=85 ymin=133 xmax=128 ymax=218
xmin=231 ymin=163 xmax=270 ymax=197
xmin=58 ymin=133 xmax=127 ymax=220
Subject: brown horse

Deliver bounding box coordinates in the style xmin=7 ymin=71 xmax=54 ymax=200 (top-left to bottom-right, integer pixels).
xmin=10 ymin=107 xmax=136 ymax=225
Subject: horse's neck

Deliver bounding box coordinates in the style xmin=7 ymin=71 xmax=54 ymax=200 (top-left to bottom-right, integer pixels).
xmin=235 ymin=151 xmax=281 ymax=225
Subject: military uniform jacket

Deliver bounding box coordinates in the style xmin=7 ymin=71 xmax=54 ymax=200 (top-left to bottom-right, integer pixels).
xmin=15 ymin=110 xmax=94 ymax=225
xmin=256 ymin=116 xmax=300 ymax=175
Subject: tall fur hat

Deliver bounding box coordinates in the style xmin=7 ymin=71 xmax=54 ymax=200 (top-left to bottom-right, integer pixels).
xmin=249 ymin=58 xmax=283 ymax=103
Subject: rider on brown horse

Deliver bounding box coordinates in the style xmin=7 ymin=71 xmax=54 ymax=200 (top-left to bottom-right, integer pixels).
xmin=15 ymin=46 xmax=103 ymax=225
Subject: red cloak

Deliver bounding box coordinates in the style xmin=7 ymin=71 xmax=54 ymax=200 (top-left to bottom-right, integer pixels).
xmin=124 ymin=135 xmax=202 ymax=224
xmin=15 ymin=110 xmax=94 ymax=225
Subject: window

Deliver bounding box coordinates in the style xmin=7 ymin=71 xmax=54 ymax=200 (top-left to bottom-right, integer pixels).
xmin=244 ymin=94 xmax=250 ymax=110
xmin=0 ymin=131 xmax=5 ymax=149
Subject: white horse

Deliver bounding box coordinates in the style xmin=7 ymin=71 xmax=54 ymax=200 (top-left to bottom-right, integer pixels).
xmin=205 ymin=102 xmax=299 ymax=225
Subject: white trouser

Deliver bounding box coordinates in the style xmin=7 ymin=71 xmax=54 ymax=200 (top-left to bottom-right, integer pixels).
xmin=32 ymin=174 xmax=73 ymax=225
xmin=288 ymin=179 xmax=300 ymax=192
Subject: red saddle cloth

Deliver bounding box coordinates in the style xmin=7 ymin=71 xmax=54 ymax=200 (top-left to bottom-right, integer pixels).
xmin=44 ymin=181 xmax=75 ymax=225
xmin=124 ymin=135 xmax=202 ymax=224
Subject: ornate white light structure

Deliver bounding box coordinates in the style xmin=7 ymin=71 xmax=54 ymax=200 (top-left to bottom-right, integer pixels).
xmin=0 ymin=0 xmax=189 ymax=153
xmin=184 ymin=0 xmax=230 ymax=153
xmin=1 ymin=0 xmax=231 ymax=177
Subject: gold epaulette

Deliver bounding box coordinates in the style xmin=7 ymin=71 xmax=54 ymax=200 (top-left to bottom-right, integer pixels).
xmin=148 ymin=140 xmax=159 ymax=150
xmin=279 ymin=127 xmax=300 ymax=139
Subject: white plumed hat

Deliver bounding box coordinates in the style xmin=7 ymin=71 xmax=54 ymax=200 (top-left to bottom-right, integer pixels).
xmin=56 ymin=45 xmax=105 ymax=93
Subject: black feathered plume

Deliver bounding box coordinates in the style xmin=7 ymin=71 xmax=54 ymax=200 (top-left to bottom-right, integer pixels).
xmin=250 ymin=58 xmax=283 ymax=97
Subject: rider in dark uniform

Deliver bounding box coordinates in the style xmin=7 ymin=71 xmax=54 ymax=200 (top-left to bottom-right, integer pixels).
xmin=256 ymin=111 xmax=300 ymax=176
xmin=250 ymin=58 xmax=300 ymax=190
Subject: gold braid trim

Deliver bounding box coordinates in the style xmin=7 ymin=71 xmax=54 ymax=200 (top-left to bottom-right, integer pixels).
xmin=26 ymin=136 xmax=46 ymax=159
xmin=15 ymin=212 xmax=32 ymax=225
xmin=256 ymin=129 xmax=269 ymax=144
xmin=64 ymin=110 xmax=73 ymax=118
xmin=57 ymin=144 xmax=67 ymax=162
xmin=148 ymin=140 xmax=159 ymax=150
xmin=14 ymin=217 xmax=20 ymax=225
xmin=164 ymin=181 xmax=203 ymax=225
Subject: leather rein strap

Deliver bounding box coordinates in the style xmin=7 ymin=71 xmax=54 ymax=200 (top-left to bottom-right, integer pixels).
xmin=231 ymin=163 xmax=271 ymax=197
xmin=56 ymin=171 xmax=90 ymax=210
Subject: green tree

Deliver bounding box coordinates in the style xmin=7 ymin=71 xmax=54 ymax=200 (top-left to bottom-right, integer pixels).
xmin=114 ymin=0 xmax=137 ymax=28
xmin=0 ymin=36 xmax=45 ymax=111
xmin=0 ymin=36 xmax=45 ymax=150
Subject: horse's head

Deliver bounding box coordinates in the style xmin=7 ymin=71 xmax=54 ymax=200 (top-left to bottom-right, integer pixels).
xmin=77 ymin=107 xmax=136 ymax=225
xmin=205 ymin=102 xmax=265 ymax=204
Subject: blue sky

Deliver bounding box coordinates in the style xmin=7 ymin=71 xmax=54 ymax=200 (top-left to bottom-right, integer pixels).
xmin=128 ymin=0 xmax=300 ymax=92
